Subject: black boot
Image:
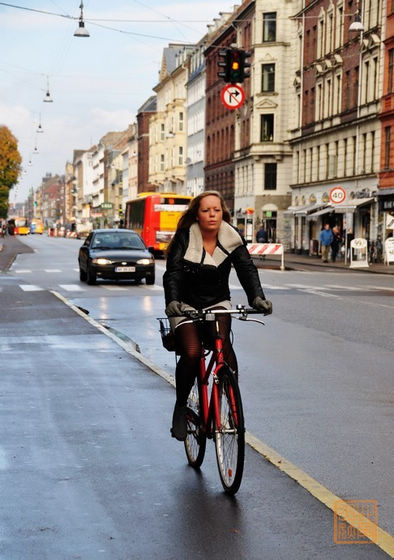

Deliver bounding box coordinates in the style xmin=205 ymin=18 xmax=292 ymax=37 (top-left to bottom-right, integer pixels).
xmin=171 ymin=402 xmax=188 ymax=441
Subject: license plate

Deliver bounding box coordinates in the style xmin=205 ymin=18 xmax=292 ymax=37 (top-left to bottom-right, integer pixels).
xmin=115 ymin=266 xmax=135 ymax=272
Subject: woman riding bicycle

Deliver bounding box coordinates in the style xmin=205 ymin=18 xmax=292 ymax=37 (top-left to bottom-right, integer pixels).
xmin=163 ymin=191 xmax=272 ymax=441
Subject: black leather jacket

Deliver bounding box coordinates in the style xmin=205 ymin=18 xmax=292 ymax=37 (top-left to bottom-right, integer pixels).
xmin=163 ymin=224 xmax=265 ymax=309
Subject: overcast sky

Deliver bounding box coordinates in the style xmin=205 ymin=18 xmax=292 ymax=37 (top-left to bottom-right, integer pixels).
xmin=0 ymin=0 xmax=231 ymax=203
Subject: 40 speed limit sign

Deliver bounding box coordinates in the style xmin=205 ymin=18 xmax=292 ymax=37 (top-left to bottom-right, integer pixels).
xmin=329 ymin=186 xmax=346 ymax=204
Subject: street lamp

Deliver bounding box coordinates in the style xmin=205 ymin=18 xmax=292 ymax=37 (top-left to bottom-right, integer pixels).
xmin=74 ymin=1 xmax=90 ymax=37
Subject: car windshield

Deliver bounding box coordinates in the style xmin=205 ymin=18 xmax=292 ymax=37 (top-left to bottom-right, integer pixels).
xmin=91 ymin=232 xmax=145 ymax=250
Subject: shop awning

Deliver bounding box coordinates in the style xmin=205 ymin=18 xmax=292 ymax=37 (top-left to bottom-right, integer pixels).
xmin=307 ymin=206 xmax=332 ymax=219
xmin=293 ymin=203 xmax=327 ymax=216
xmin=331 ymin=197 xmax=374 ymax=213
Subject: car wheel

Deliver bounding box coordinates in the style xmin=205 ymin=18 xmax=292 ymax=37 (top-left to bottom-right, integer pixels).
xmin=87 ymin=266 xmax=96 ymax=285
xmin=79 ymin=267 xmax=87 ymax=282
xmin=146 ymin=273 xmax=155 ymax=285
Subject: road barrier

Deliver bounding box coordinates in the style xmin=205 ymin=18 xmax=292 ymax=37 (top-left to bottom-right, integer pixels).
xmin=247 ymin=243 xmax=285 ymax=270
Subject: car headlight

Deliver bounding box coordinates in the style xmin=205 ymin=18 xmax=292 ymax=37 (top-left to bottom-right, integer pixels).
xmin=92 ymin=258 xmax=114 ymax=265
xmin=136 ymin=258 xmax=154 ymax=265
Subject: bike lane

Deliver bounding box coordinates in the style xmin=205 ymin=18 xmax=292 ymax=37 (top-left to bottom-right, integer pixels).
xmin=0 ymin=277 xmax=392 ymax=560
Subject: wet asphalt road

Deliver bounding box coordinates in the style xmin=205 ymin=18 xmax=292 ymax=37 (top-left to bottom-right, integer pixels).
xmin=0 ymin=235 xmax=393 ymax=558
xmin=0 ymin=280 xmax=392 ymax=559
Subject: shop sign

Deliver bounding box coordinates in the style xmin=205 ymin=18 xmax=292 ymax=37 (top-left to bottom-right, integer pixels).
xmin=386 ymin=214 xmax=394 ymax=230
xmin=385 ymin=238 xmax=394 ymax=264
xmin=101 ymin=202 xmax=113 ymax=210
xmin=380 ymin=194 xmax=394 ymax=211
xmin=330 ymin=186 xmax=346 ymax=204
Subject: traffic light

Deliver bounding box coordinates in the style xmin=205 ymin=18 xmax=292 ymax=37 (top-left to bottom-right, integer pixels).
xmin=241 ymin=50 xmax=252 ymax=81
xmin=217 ymin=48 xmax=252 ymax=84
xmin=217 ymin=48 xmax=231 ymax=82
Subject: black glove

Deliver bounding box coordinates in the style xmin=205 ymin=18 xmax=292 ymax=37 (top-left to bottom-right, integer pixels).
xmin=165 ymin=300 xmax=184 ymax=317
xmin=252 ymin=296 xmax=272 ymax=315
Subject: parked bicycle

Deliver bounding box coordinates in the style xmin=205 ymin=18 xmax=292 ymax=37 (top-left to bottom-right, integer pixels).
xmin=158 ymin=305 xmax=265 ymax=495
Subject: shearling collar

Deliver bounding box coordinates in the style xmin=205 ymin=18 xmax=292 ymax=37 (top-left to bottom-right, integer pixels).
xmin=184 ymin=222 xmax=244 ymax=266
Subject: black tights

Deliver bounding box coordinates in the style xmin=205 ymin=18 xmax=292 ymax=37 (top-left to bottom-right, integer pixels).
xmin=174 ymin=313 xmax=238 ymax=406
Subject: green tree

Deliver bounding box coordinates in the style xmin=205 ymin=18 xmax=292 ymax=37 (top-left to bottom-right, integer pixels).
xmin=0 ymin=126 xmax=22 ymax=218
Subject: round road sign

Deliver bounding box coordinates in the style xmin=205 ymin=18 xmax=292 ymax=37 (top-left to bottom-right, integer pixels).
xmin=220 ymin=84 xmax=245 ymax=110
xmin=329 ymin=186 xmax=346 ymax=204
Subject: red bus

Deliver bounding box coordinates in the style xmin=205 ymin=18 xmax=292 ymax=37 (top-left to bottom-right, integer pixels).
xmin=125 ymin=193 xmax=192 ymax=254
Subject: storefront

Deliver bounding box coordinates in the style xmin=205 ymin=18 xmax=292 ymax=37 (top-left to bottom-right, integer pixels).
xmin=289 ymin=183 xmax=378 ymax=254
xmin=378 ymin=189 xmax=394 ymax=240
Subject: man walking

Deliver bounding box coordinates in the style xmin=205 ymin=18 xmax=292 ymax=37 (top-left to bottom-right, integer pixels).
xmin=320 ymin=223 xmax=333 ymax=263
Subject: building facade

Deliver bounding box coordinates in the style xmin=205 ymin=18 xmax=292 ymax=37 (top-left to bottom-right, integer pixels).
xmin=289 ymin=0 xmax=384 ymax=253
xmin=379 ymin=0 xmax=394 ymax=239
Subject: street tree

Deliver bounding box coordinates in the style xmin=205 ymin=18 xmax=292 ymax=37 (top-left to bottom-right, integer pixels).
xmin=0 ymin=126 xmax=22 ymax=218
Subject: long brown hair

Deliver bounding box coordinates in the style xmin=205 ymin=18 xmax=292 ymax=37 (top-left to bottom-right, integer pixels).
xmin=167 ymin=191 xmax=231 ymax=253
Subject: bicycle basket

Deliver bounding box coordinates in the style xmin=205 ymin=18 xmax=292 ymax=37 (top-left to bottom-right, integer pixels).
xmin=157 ymin=317 xmax=176 ymax=352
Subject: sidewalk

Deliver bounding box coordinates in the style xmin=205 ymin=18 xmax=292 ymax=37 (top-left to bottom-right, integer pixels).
xmin=253 ymin=251 xmax=394 ymax=274
xmin=0 ymin=234 xmax=33 ymax=272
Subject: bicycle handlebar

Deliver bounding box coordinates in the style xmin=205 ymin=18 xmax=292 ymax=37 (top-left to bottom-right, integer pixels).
xmin=173 ymin=305 xmax=267 ymax=324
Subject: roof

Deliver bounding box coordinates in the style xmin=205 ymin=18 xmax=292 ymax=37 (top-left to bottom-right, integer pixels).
xmin=138 ymin=95 xmax=157 ymax=114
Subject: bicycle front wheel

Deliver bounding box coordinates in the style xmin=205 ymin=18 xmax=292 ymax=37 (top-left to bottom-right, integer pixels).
xmin=184 ymin=377 xmax=206 ymax=468
xmin=214 ymin=367 xmax=245 ymax=495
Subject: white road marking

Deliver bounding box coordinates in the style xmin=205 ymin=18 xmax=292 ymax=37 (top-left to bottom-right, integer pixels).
xmin=103 ymin=285 xmax=128 ymax=291
xmin=367 ymin=285 xmax=394 ymax=292
xmin=324 ymin=284 xmax=366 ymax=291
xmin=59 ymin=284 xmax=85 ymax=291
xmin=20 ymin=284 xmax=43 ymax=291
xmin=44 ymin=269 xmax=62 ymax=273
xmin=14 ymin=269 xmax=32 ymax=274
xmin=263 ymin=284 xmax=290 ymax=291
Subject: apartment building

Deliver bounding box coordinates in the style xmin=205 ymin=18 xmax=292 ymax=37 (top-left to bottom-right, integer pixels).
xmin=379 ymin=0 xmax=394 ymax=238
xmin=149 ymin=44 xmax=194 ymax=193
xmin=289 ymin=0 xmax=384 ymax=253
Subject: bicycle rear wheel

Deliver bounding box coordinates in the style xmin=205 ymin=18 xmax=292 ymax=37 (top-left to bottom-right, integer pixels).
xmin=184 ymin=377 xmax=206 ymax=468
xmin=214 ymin=367 xmax=245 ymax=495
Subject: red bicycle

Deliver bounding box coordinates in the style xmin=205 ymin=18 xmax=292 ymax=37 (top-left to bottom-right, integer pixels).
xmin=159 ymin=305 xmax=265 ymax=495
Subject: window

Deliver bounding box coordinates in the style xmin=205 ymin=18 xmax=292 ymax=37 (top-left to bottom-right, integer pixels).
xmin=362 ymin=133 xmax=367 ymax=173
xmin=160 ymin=123 xmax=165 ymax=141
xmin=160 ymin=154 xmax=164 ymax=171
xmin=345 ymin=70 xmax=351 ymax=110
xmin=370 ymin=130 xmax=375 ymax=172
xmin=178 ymin=112 xmax=184 ymax=132
xmin=352 ymin=135 xmax=357 ymax=175
xmin=262 ymin=64 xmax=275 ymax=92
xmin=364 ymin=60 xmax=370 ymax=103
xmin=343 ymin=138 xmax=348 ymax=176
xmin=260 ymin=114 xmax=274 ymax=141
xmin=388 ymin=49 xmax=394 ymax=93
xmin=178 ymin=146 xmax=183 ymax=166
xmin=384 ymin=126 xmax=391 ymax=169
xmin=263 ymin=12 xmax=276 ymax=42
xmin=264 ymin=163 xmax=277 ymax=190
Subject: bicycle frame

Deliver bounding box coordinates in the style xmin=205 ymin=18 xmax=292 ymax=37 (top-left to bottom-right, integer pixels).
xmin=194 ymin=313 xmax=242 ymax=438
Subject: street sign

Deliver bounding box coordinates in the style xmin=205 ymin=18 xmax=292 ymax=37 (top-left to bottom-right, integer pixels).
xmin=220 ymin=84 xmax=245 ymax=110
xmin=101 ymin=202 xmax=113 ymax=209
xmin=329 ymin=186 xmax=346 ymax=204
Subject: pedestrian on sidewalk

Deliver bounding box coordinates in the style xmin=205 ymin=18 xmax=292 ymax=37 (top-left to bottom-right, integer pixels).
xmin=331 ymin=225 xmax=342 ymax=262
xmin=320 ymin=223 xmax=333 ymax=263
xmin=256 ymin=225 xmax=268 ymax=243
